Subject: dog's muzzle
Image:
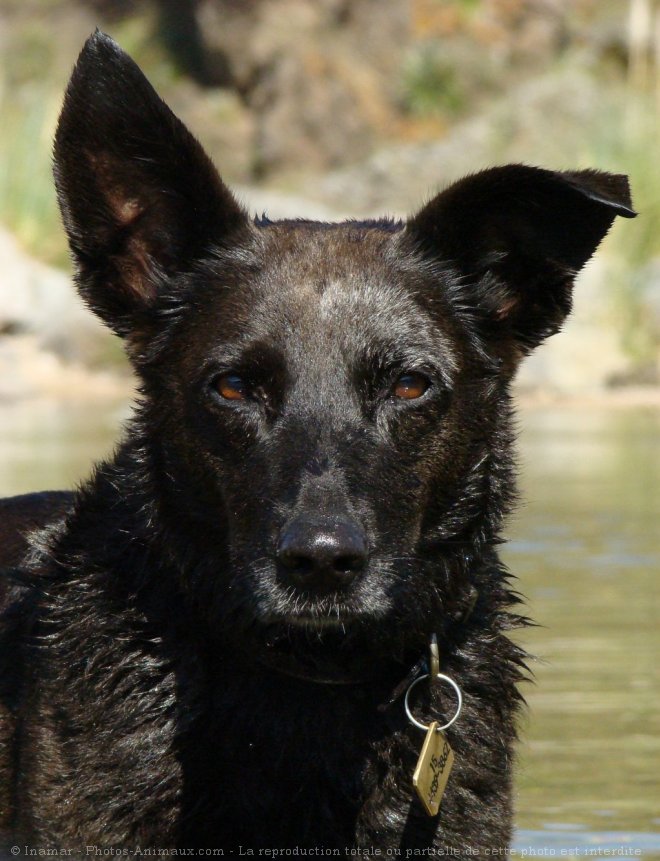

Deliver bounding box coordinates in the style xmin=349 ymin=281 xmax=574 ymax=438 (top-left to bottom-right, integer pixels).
xmin=276 ymin=514 xmax=369 ymax=596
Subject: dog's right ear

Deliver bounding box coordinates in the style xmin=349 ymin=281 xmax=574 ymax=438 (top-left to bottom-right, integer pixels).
xmin=54 ymin=32 xmax=249 ymax=337
xmin=404 ymin=165 xmax=635 ymax=360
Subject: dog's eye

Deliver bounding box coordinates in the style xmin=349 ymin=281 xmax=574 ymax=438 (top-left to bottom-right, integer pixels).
xmin=392 ymin=372 xmax=430 ymax=400
xmin=215 ymin=373 xmax=249 ymax=401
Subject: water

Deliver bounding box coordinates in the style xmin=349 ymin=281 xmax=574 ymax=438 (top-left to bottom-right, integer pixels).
xmin=504 ymin=405 xmax=660 ymax=848
xmin=1 ymin=397 xmax=658 ymax=852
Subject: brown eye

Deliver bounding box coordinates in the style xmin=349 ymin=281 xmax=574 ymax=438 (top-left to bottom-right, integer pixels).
xmin=392 ymin=372 xmax=430 ymax=400
xmin=215 ymin=373 xmax=249 ymax=401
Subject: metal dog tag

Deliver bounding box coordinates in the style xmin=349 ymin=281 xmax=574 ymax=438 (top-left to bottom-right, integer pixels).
xmin=413 ymin=721 xmax=454 ymax=816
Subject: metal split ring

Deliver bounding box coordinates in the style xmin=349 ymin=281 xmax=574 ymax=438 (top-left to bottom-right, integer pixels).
xmin=404 ymin=672 xmax=463 ymax=733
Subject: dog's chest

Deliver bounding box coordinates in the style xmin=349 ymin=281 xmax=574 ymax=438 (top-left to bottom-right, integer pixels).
xmin=178 ymin=681 xmax=394 ymax=847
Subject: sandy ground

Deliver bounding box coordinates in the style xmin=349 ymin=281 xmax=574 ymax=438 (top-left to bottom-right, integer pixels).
xmin=515 ymin=385 xmax=660 ymax=409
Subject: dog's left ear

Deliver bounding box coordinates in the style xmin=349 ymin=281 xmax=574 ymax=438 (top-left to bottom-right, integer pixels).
xmin=54 ymin=32 xmax=249 ymax=338
xmin=406 ymin=164 xmax=635 ymax=356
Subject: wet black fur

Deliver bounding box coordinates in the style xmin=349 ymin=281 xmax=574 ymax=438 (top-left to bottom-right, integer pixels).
xmin=0 ymin=33 xmax=634 ymax=854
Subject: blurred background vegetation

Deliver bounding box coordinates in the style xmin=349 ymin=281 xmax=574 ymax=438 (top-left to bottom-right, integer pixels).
xmin=1 ymin=0 xmax=660 ymax=391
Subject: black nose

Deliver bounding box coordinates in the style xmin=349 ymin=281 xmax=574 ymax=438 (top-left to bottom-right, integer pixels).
xmin=276 ymin=515 xmax=369 ymax=593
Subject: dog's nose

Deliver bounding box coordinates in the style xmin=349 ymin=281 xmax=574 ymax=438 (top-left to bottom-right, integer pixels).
xmin=276 ymin=516 xmax=368 ymax=592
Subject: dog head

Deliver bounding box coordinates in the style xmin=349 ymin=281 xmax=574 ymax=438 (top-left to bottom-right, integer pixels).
xmin=54 ymin=34 xmax=634 ymax=667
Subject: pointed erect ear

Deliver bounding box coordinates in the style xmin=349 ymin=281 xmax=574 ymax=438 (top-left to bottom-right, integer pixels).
xmin=405 ymin=165 xmax=636 ymax=354
xmin=54 ymin=32 xmax=249 ymax=336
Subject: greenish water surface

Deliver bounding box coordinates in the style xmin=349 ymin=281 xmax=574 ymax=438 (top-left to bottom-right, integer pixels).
xmin=505 ymin=405 xmax=660 ymax=841
xmin=1 ymin=399 xmax=658 ymax=850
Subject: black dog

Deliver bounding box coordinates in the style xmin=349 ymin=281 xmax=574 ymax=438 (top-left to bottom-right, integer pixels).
xmin=0 ymin=32 xmax=634 ymax=854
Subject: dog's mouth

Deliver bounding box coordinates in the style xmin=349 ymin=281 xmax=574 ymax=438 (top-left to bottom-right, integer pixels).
xmin=232 ymin=561 xmax=403 ymax=683
xmin=251 ymin=622 xmax=402 ymax=686
xmin=264 ymin=602 xmax=364 ymax=629
xmin=247 ymin=566 xmax=394 ymax=632
xmin=255 ymin=622 xmax=369 ymax=684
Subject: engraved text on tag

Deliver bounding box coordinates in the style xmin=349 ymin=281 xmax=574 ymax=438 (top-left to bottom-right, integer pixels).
xmin=412 ymin=721 xmax=455 ymax=816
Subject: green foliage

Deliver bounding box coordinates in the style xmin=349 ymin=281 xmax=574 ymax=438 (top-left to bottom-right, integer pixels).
xmin=0 ymin=10 xmax=175 ymax=269
xmin=401 ymin=43 xmax=466 ymax=118
xmin=591 ymin=93 xmax=660 ymax=265
xmin=0 ymin=79 xmax=69 ymax=267
xmin=579 ymin=88 xmax=660 ymax=365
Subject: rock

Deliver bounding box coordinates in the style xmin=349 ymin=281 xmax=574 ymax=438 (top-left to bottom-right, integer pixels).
xmin=198 ymin=0 xmax=410 ymax=178
xmin=0 ymin=228 xmax=127 ymax=401
xmin=0 ymin=334 xmax=128 ymax=403
xmin=169 ymin=84 xmax=256 ymax=183
xmin=0 ymin=228 xmax=111 ymax=363
xmin=516 ymin=258 xmax=632 ymax=394
xmin=235 ymin=186 xmax=350 ymax=221
xmin=301 ymin=66 xmax=609 ymax=215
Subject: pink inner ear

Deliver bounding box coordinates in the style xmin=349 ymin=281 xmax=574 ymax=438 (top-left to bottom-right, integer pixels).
xmin=115 ymin=197 xmax=143 ymax=226
xmin=86 ymin=150 xmax=158 ymax=304
xmin=115 ymin=241 xmax=158 ymax=304
xmin=87 ymin=151 xmax=146 ymax=225
xmin=494 ymin=294 xmax=520 ymax=321
xmin=111 ymin=204 xmax=158 ymax=305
